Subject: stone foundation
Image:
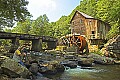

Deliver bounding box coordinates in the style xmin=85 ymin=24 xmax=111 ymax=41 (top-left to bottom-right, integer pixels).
xmin=102 ymin=35 xmax=120 ymax=59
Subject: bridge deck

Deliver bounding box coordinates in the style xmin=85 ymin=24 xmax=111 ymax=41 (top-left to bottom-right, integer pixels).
xmin=0 ymin=31 xmax=57 ymax=42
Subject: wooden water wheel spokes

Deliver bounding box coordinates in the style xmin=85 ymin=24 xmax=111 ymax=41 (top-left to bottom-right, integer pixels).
xmin=70 ymin=36 xmax=82 ymax=49
xmin=66 ymin=38 xmax=71 ymax=46
xmin=62 ymin=38 xmax=67 ymax=45
xmin=60 ymin=34 xmax=89 ymax=54
xmin=62 ymin=37 xmax=71 ymax=46
xmin=75 ymin=37 xmax=80 ymax=43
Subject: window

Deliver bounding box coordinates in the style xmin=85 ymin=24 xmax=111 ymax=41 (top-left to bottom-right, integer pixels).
xmin=92 ymin=31 xmax=95 ymax=34
xmin=89 ymin=20 xmax=92 ymax=25
xmin=91 ymin=31 xmax=95 ymax=39
xmin=80 ymin=19 xmax=83 ymax=24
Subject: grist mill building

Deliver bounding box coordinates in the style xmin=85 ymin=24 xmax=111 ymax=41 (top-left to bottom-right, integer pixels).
xmin=70 ymin=10 xmax=111 ymax=52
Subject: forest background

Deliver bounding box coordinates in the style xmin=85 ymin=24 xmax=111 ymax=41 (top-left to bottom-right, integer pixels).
xmin=0 ymin=0 xmax=120 ymax=46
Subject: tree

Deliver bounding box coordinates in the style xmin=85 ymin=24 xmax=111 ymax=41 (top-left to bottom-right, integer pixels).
xmin=12 ymin=18 xmax=31 ymax=34
xmin=107 ymin=22 xmax=120 ymax=39
xmin=0 ymin=0 xmax=31 ymax=28
xmin=50 ymin=16 xmax=71 ymax=38
xmin=45 ymin=22 xmax=55 ymax=37
xmin=96 ymin=0 xmax=113 ymax=22
xmin=96 ymin=0 xmax=120 ymax=38
xmin=29 ymin=14 xmax=49 ymax=36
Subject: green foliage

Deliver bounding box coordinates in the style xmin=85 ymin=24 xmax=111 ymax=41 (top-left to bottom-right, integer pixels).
xmin=90 ymin=49 xmax=103 ymax=56
xmin=0 ymin=28 xmax=12 ymax=47
xmin=12 ymin=18 xmax=31 ymax=34
xmin=4 ymin=28 xmax=12 ymax=33
xmin=49 ymin=16 xmax=71 ymax=38
xmin=29 ymin=14 xmax=49 ymax=36
xmin=96 ymin=0 xmax=120 ymax=39
xmin=107 ymin=22 xmax=120 ymax=39
xmin=0 ymin=39 xmax=11 ymax=46
xmin=79 ymin=0 xmax=97 ymax=18
xmin=0 ymin=0 xmax=31 ymax=28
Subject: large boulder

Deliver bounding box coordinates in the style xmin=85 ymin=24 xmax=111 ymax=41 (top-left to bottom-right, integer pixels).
xmin=29 ymin=63 xmax=39 ymax=75
xmin=0 ymin=56 xmax=32 ymax=78
xmin=39 ymin=60 xmax=65 ymax=74
xmin=88 ymin=53 xmax=114 ymax=65
xmin=61 ymin=60 xmax=77 ymax=68
xmin=78 ymin=58 xmax=94 ymax=67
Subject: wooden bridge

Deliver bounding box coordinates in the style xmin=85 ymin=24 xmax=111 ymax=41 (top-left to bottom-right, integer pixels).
xmin=0 ymin=31 xmax=57 ymax=52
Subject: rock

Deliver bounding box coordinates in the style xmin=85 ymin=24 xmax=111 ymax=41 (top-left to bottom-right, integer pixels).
xmin=88 ymin=53 xmax=114 ymax=65
xmin=88 ymin=53 xmax=102 ymax=59
xmin=13 ymin=78 xmax=30 ymax=80
xmin=45 ymin=50 xmax=63 ymax=55
xmin=0 ymin=56 xmax=9 ymax=61
xmin=65 ymin=55 xmax=75 ymax=59
xmin=114 ymin=60 xmax=120 ymax=64
xmin=29 ymin=63 xmax=39 ymax=75
xmin=101 ymin=35 xmax=120 ymax=59
xmin=39 ymin=61 xmax=65 ymax=74
xmin=36 ymin=77 xmax=52 ymax=80
xmin=78 ymin=58 xmax=94 ymax=67
xmin=66 ymin=46 xmax=78 ymax=52
xmin=40 ymin=64 xmax=57 ymax=74
xmin=0 ymin=67 xmax=3 ymax=74
xmin=0 ymin=74 xmax=10 ymax=80
xmin=61 ymin=61 xmax=77 ymax=68
xmin=0 ymin=56 xmax=32 ymax=78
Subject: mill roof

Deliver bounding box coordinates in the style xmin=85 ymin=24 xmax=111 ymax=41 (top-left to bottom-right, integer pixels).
xmin=77 ymin=11 xmax=94 ymax=19
xmin=70 ymin=10 xmax=94 ymax=23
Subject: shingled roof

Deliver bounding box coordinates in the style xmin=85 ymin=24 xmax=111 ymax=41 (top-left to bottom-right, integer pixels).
xmin=70 ymin=10 xmax=94 ymax=23
xmin=77 ymin=11 xmax=94 ymax=19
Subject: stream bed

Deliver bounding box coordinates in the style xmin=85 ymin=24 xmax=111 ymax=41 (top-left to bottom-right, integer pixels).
xmin=44 ymin=65 xmax=120 ymax=80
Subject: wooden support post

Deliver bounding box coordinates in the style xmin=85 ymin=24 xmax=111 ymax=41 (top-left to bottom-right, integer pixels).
xmin=47 ymin=41 xmax=57 ymax=50
xmin=9 ymin=37 xmax=20 ymax=53
xmin=31 ymin=39 xmax=42 ymax=52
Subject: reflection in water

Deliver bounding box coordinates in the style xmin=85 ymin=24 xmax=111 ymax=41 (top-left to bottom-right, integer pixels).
xmin=44 ymin=65 xmax=120 ymax=80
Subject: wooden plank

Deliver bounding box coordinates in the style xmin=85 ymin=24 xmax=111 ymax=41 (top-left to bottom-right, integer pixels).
xmin=0 ymin=32 xmax=57 ymax=42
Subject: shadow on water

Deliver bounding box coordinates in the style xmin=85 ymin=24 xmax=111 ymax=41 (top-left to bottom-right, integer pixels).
xmin=43 ymin=65 xmax=120 ymax=80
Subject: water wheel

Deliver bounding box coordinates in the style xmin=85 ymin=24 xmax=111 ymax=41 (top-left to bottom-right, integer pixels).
xmin=60 ymin=34 xmax=89 ymax=54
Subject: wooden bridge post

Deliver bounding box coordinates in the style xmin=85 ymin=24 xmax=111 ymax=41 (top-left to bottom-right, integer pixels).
xmin=31 ymin=39 xmax=42 ymax=52
xmin=9 ymin=37 xmax=20 ymax=53
xmin=47 ymin=41 xmax=57 ymax=50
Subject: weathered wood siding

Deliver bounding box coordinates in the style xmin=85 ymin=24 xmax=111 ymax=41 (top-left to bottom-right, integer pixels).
xmin=97 ymin=21 xmax=110 ymax=39
xmin=85 ymin=19 xmax=97 ymax=39
xmin=71 ymin=11 xmax=110 ymax=40
xmin=71 ymin=11 xmax=86 ymax=35
xmin=70 ymin=11 xmax=111 ymax=52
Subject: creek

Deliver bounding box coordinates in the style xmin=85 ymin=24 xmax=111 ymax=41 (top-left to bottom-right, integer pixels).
xmin=44 ymin=65 xmax=120 ymax=80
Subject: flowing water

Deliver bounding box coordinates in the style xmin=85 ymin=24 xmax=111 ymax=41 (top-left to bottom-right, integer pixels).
xmin=44 ymin=65 xmax=120 ymax=80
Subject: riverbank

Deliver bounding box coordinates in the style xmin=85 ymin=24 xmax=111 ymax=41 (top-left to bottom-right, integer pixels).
xmin=0 ymin=50 xmax=120 ymax=80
